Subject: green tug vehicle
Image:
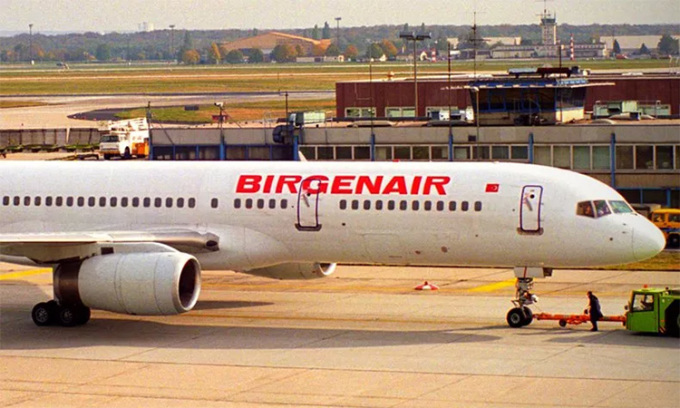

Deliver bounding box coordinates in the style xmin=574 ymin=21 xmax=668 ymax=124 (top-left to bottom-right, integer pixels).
xmin=626 ymin=287 xmax=680 ymax=337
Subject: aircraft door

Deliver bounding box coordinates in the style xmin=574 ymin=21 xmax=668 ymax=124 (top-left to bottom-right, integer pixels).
xmin=519 ymin=185 xmax=543 ymax=233
xmin=296 ymin=176 xmax=323 ymax=231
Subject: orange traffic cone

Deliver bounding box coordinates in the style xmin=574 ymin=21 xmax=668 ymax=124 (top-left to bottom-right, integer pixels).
xmin=415 ymin=281 xmax=439 ymax=291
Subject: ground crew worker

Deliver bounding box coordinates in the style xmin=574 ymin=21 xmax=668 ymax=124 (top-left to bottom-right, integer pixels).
xmin=586 ymin=291 xmax=603 ymax=331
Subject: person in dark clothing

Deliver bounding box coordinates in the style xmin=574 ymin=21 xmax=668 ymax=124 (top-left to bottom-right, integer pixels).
xmin=586 ymin=291 xmax=603 ymax=331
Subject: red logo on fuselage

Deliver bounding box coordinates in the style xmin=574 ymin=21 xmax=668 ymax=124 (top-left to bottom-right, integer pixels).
xmin=236 ymin=175 xmax=451 ymax=195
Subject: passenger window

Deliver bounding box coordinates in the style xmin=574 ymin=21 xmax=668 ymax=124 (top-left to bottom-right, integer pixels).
xmin=234 ymin=198 xmax=241 ymax=209
xmin=461 ymin=201 xmax=469 ymax=212
xmin=34 ymin=196 xmax=41 ymax=206
xmin=351 ymin=200 xmax=359 ymax=210
xmin=424 ymin=201 xmax=432 ymax=211
xmin=110 ymin=197 xmax=117 ymax=207
xmin=245 ymin=199 xmax=253 ymax=209
xmin=99 ymin=197 xmax=106 ymax=207
xmin=576 ymin=201 xmax=595 ymax=218
xmin=154 ymin=198 xmax=162 ymax=208
xmin=66 ymin=197 xmax=74 ymax=207
xmin=13 ymin=196 xmax=20 ymax=206
xmin=77 ymin=197 xmax=84 ymax=207
xmin=436 ymin=201 xmax=444 ymax=211
xmin=177 ymin=198 xmax=184 ymax=208
xmin=339 ymin=200 xmax=347 ymax=210
xmin=257 ymin=199 xmax=264 ymax=209
xmin=412 ymin=201 xmax=419 ymax=211
xmin=46 ymin=196 xmax=53 ymax=207
xmin=56 ymin=197 xmax=63 ymax=207
xmin=88 ymin=197 xmax=95 ymax=207
xmin=269 ymin=199 xmax=276 ymax=209
xmin=211 ymin=198 xmax=218 ymax=209
xmin=132 ymin=198 xmax=140 ymax=207
xmin=449 ymin=201 xmax=456 ymax=211
xmin=143 ymin=198 xmax=151 ymax=208
xmin=2 ymin=196 xmax=8 ymax=206
xmin=363 ymin=200 xmax=371 ymax=210
xmin=388 ymin=200 xmax=395 ymax=211
xmin=474 ymin=201 xmax=482 ymax=212
xmin=281 ymin=199 xmax=288 ymax=209
xmin=375 ymin=200 xmax=383 ymax=210
xmin=121 ymin=197 xmax=128 ymax=207
xmin=24 ymin=196 xmax=30 ymax=206
xmin=166 ymin=198 xmax=173 ymax=208
xmin=594 ymin=200 xmax=611 ymax=217
xmin=400 ymin=200 xmax=408 ymax=211
xmin=188 ymin=198 xmax=196 ymax=208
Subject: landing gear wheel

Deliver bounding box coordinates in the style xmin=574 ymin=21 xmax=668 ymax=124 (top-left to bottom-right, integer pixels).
xmin=522 ymin=307 xmax=533 ymax=326
xmin=32 ymin=302 xmax=55 ymax=326
xmin=507 ymin=308 xmax=526 ymax=328
xmin=57 ymin=304 xmax=90 ymax=327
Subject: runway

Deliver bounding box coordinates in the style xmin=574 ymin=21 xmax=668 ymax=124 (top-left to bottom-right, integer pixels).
xmin=1 ymin=264 xmax=679 ymax=407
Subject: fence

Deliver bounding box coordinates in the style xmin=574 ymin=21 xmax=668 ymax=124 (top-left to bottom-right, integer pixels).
xmin=0 ymin=128 xmax=101 ymax=151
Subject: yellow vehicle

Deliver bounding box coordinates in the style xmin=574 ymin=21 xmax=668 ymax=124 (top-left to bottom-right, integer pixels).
xmin=650 ymin=208 xmax=680 ymax=248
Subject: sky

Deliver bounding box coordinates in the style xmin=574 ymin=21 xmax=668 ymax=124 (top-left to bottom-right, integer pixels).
xmin=2 ymin=0 xmax=679 ymax=34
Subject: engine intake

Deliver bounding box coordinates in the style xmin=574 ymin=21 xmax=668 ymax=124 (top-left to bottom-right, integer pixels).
xmin=248 ymin=262 xmax=336 ymax=280
xmin=56 ymin=252 xmax=201 ymax=315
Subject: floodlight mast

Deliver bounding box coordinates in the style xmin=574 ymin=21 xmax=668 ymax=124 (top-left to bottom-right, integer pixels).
xmin=399 ymin=31 xmax=431 ymax=118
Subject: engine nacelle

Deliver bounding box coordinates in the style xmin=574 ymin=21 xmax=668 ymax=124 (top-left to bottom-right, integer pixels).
xmin=248 ymin=262 xmax=336 ymax=280
xmin=57 ymin=252 xmax=201 ymax=315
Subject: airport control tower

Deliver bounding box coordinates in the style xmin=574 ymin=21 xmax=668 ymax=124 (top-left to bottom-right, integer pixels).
xmin=540 ymin=9 xmax=557 ymax=46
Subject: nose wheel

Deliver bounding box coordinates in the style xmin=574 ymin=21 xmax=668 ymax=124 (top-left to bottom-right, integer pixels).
xmin=507 ymin=277 xmax=536 ymax=328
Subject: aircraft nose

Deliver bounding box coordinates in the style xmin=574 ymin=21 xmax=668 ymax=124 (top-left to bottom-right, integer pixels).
xmin=632 ymin=221 xmax=666 ymax=261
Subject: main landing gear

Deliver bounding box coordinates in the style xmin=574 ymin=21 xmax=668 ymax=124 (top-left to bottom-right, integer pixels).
xmin=31 ymin=300 xmax=91 ymax=327
xmin=506 ymin=267 xmax=552 ymax=328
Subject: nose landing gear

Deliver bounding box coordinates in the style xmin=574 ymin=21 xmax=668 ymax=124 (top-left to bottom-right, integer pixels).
xmin=506 ymin=267 xmax=552 ymax=328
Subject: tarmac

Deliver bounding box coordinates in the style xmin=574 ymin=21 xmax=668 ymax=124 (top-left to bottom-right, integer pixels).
xmin=1 ymin=263 xmax=679 ymax=408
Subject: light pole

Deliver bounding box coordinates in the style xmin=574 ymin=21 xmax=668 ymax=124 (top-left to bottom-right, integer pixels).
xmin=28 ymin=23 xmax=33 ymax=64
xmin=399 ymin=31 xmax=431 ymax=118
xmin=470 ymin=86 xmax=480 ymax=159
xmin=334 ymin=17 xmax=342 ymax=47
xmin=169 ymin=25 xmax=175 ymax=60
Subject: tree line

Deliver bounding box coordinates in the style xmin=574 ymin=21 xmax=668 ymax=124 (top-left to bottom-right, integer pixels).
xmin=1 ymin=23 xmax=677 ymax=63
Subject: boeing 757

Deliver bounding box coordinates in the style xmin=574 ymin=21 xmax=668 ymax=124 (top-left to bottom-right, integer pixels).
xmin=0 ymin=161 xmax=665 ymax=327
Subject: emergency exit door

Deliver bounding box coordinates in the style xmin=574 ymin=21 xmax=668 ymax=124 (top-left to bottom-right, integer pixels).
xmin=296 ymin=177 xmax=323 ymax=231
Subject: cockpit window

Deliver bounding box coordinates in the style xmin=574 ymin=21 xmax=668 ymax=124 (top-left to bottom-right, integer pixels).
xmin=577 ymin=201 xmax=595 ymax=218
xmin=609 ymin=200 xmax=633 ymax=214
xmin=594 ymin=200 xmax=611 ymax=217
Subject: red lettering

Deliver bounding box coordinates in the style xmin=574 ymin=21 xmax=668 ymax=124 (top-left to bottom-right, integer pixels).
xmin=276 ymin=175 xmax=302 ymax=194
xmin=236 ymin=175 xmax=261 ymax=193
xmin=410 ymin=176 xmax=422 ymax=195
xmin=263 ymin=175 xmax=274 ymax=194
xmin=423 ymin=176 xmax=451 ymax=195
xmin=382 ymin=176 xmax=408 ymax=195
xmin=356 ymin=176 xmax=383 ymax=195
xmin=302 ymin=176 xmax=329 ymax=194
xmin=330 ymin=175 xmax=355 ymax=194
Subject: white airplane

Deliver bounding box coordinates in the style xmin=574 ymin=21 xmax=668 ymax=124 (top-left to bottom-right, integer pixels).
xmin=0 ymin=161 xmax=665 ymax=328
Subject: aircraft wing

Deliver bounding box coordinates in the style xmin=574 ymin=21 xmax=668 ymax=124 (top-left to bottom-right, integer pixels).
xmin=0 ymin=230 xmax=219 ymax=264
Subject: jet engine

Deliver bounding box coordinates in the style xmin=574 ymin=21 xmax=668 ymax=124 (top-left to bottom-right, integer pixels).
xmin=55 ymin=252 xmax=201 ymax=315
xmin=247 ymin=262 xmax=336 ymax=280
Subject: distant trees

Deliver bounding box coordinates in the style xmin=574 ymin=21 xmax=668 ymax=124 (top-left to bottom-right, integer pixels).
xmin=379 ymin=39 xmax=398 ymax=59
xmin=246 ymin=48 xmax=264 ymax=63
xmin=225 ymin=49 xmax=244 ymax=64
xmin=657 ymin=34 xmax=679 ymax=55
xmin=208 ymin=42 xmax=221 ymax=64
xmin=366 ymin=43 xmax=384 ymax=59
xmin=612 ymin=39 xmax=621 ymax=55
xmin=95 ymin=44 xmax=112 ymax=61
xmin=271 ymin=44 xmax=297 ymax=62
xmin=181 ymin=49 xmax=200 ymax=65
xmin=639 ymin=43 xmax=650 ymax=55
xmin=322 ymin=22 xmax=331 ymax=40
xmin=344 ymin=45 xmax=359 ymax=60
xmin=325 ymin=44 xmax=340 ymax=57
